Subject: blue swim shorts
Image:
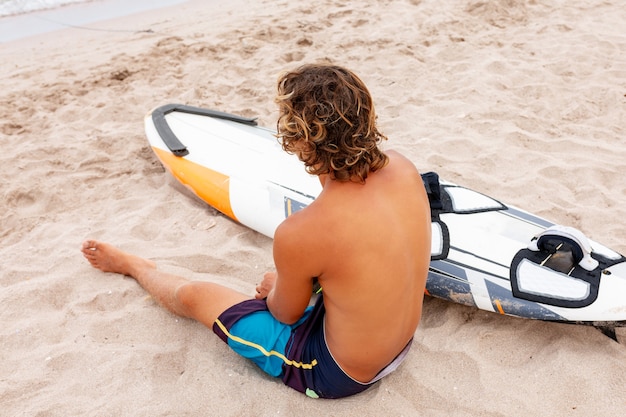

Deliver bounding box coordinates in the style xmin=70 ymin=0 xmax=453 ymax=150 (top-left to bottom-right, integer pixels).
xmin=213 ymin=295 xmax=398 ymax=399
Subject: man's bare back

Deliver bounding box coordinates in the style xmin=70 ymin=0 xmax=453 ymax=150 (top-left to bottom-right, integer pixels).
xmin=82 ymin=64 xmax=432 ymax=398
xmin=267 ymin=150 xmax=431 ymax=382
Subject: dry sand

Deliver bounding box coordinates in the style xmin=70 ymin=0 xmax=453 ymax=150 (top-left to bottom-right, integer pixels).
xmin=1 ymin=0 xmax=626 ymax=415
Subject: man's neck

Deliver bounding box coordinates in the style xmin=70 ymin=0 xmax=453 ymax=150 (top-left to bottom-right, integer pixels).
xmin=318 ymin=174 xmax=330 ymax=188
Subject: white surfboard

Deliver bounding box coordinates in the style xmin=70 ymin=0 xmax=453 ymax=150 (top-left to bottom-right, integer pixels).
xmin=144 ymin=104 xmax=626 ymax=335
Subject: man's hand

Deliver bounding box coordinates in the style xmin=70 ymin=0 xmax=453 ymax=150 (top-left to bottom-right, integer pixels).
xmin=255 ymin=271 xmax=277 ymax=299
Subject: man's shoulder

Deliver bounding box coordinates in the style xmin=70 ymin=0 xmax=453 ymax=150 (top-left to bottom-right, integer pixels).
xmin=386 ymin=150 xmax=416 ymax=170
xmin=273 ymin=201 xmax=328 ymax=277
xmin=274 ymin=195 xmax=338 ymax=253
xmin=275 ymin=205 xmax=319 ymax=240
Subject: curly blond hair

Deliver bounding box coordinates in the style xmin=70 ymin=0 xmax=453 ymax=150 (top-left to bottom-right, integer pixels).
xmin=275 ymin=64 xmax=388 ymax=183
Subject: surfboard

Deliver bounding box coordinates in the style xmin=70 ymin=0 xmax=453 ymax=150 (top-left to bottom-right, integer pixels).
xmin=144 ymin=103 xmax=626 ymax=336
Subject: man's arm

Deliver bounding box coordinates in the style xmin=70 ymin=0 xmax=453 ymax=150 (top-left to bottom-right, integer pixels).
xmin=263 ymin=218 xmax=319 ymax=324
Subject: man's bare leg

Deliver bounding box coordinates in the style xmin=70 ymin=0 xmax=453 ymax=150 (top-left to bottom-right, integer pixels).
xmin=81 ymin=240 xmax=250 ymax=327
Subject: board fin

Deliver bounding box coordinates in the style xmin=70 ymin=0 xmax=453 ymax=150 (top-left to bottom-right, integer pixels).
xmin=596 ymin=325 xmax=618 ymax=342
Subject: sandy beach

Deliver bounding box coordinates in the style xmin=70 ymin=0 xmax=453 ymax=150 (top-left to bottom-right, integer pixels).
xmin=1 ymin=0 xmax=626 ymax=415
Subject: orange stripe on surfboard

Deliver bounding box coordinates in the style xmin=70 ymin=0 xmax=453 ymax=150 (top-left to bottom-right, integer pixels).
xmin=152 ymin=147 xmax=237 ymax=221
xmin=494 ymin=299 xmax=505 ymax=315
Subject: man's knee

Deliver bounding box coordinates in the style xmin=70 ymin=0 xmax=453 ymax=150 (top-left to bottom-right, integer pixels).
xmin=174 ymin=281 xmax=246 ymax=327
xmin=174 ymin=281 xmax=207 ymax=319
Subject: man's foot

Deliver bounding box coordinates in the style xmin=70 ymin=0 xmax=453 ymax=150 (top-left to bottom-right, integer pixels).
xmin=81 ymin=240 xmax=156 ymax=278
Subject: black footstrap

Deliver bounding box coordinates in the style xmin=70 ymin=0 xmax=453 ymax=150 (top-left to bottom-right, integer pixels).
xmin=151 ymin=104 xmax=258 ymax=157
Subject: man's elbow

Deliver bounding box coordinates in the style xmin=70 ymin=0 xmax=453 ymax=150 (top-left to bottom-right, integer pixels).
xmin=272 ymin=310 xmax=300 ymax=325
xmin=266 ymin=297 xmax=300 ymax=325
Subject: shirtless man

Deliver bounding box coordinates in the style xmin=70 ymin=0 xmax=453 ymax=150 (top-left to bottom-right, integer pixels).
xmin=82 ymin=64 xmax=431 ymax=399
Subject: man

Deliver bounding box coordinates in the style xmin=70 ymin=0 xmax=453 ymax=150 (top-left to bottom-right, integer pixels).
xmin=82 ymin=64 xmax=431 ymax=399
